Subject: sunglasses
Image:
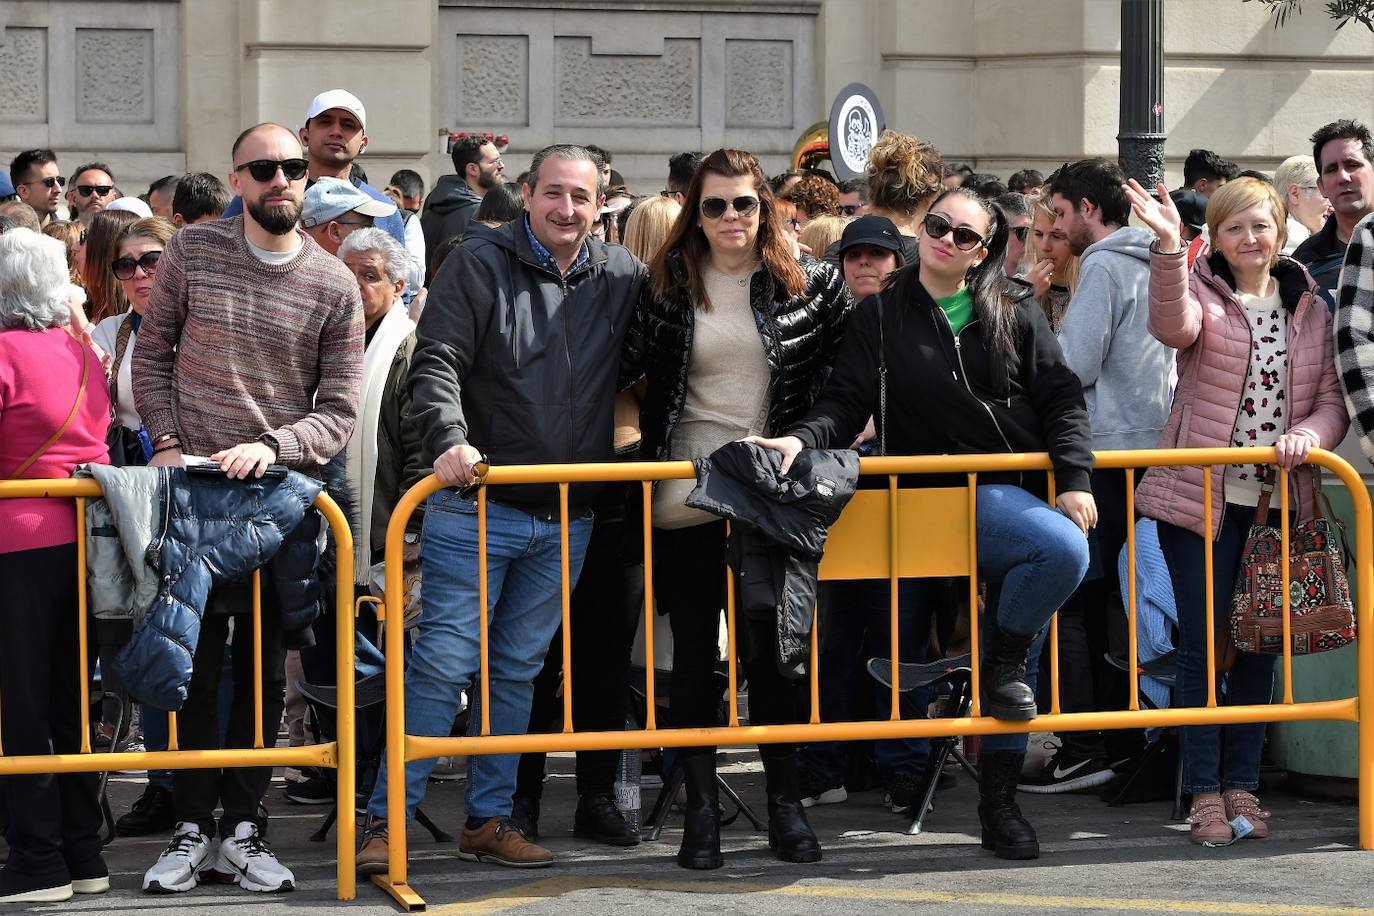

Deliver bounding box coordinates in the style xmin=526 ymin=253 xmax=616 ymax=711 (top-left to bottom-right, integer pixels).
xmin=111 ymin=251 xmax=162 ymax=280
xmin=76 ymin=184 xmax=114 ymax=198
xmin=923 ymin=212 xmax=985 ymax=251
xmin=22 ymin=175 xmax=66 ymax=189
xmin=233 ymin=158 xmax=310 ymax=182
xmin=837 ymin=204 xmax=862 ymax=216
xmin=700 ymin=195 xmax=759 ymax=219
xmin=1009 ymin=225 xmax=1029 ymax=242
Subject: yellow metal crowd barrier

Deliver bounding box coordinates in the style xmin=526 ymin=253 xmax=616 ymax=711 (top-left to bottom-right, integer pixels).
xmin=373 ymin=447 xmax=1374 ymax=910
xmin=0 ymin=478 xmax=359 ymax=900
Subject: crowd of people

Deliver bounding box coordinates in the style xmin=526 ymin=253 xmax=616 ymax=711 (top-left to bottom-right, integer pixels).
xmin=3 ymin=82 xmax=1374 ymax=903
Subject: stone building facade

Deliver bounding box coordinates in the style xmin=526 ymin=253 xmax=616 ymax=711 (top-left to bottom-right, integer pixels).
xmin=2 ymin=0 xmax=1372 ymax=197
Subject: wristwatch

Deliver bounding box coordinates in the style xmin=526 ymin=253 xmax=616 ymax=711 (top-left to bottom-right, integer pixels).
xmin=403 ymin=533 xmax=420 ymax=545
xmin=258 ymin=432 xmax=280 ymax=458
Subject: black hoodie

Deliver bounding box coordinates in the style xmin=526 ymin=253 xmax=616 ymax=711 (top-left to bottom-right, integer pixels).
xmin=419 ymin=174 xmax=484 ymax=263
xmin=408 ymin=219 xmax=647 ymax=514
xmin=786 ymin=267 xmax=1094 ymax=497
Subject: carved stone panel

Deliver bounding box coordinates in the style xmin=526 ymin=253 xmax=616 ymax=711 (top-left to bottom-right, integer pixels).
xmin=0 ymin=27 xmax=47 ymax=122
xmin=726 ymin=39 xmax=792 ymax=128
xmin=555 ymin=37 xmax=698 ymax=126
xmin=76 ymin=28 xmax=154 ymax=124
xmin=457 ymin=35 xmax=528 ymax=126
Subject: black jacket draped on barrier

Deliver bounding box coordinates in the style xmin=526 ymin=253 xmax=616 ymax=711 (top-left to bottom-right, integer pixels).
xmin=686 ymin=441 xmax=859 ymax=678
xmin=111 ymin=467 xmax=324 ymax=710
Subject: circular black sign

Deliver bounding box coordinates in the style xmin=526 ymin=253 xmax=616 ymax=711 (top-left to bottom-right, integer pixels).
xmin=828 ymin=83 xmax=886 ymax=181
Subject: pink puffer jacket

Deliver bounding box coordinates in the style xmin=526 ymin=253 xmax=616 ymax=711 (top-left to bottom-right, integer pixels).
xmin=1135 ymin=248 xmax=1348 ymax=539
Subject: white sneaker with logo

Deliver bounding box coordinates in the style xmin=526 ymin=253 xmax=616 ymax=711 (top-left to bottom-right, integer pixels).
xmin=212 ymin=821 xmax=296 ymax=892
xmin=143 ymin=822 xmax=214 ymax=893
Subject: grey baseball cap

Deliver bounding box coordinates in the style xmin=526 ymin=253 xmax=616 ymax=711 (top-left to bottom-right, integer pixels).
xmin=300 ymin=177 xmax=396 ymax=228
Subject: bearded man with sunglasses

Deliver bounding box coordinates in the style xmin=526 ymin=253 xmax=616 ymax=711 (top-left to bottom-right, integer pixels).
xmin=132 ymin=122 xmax=363 ymax=895
xmin=65 ymin=162 xmax=116 ymax=226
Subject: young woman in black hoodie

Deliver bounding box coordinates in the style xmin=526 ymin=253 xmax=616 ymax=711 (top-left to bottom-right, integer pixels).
xmin=749 ymin=187 xmax=1096 ymax=860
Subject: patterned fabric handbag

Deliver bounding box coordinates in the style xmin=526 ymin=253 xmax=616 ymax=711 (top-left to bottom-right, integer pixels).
xmin=1227 ymin=469 xmax=1355 ymax=668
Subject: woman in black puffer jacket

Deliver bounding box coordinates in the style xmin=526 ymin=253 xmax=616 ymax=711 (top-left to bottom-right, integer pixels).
xmin=620 ymin=148 xmax=850 ymax=872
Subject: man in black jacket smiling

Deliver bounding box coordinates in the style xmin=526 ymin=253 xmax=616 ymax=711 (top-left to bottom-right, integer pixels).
xmin=358 ymin=144 xmax=647 ymax=873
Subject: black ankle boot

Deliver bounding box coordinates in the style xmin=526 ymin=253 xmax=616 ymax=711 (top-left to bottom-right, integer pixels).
xmin=977 ymin=751 xmax=1039 ymax=860
xmin=761 ymin=752 xmax=822 ymax=863
xmin=981 ymin=628 xmax=1039 ymax=721
xmin=677 ymin=750 xmax=723 ymax=870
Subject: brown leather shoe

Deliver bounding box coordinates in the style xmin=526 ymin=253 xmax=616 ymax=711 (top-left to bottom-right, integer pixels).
xmin=458 ymin=817 xmax=554 ymax=868
xmin=357 ymin=820 xmax=390 ymax=876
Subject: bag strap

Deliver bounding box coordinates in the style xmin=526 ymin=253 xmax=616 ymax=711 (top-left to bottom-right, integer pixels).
xmin=109 ymin=314 xmax=134 ymax=408
xmin=1253 ymin=467 xmax=1275 ymax=522
xmin=7 ymin=345 xmax=90 ymax=480
xmin=876 ymin=295 xmax=887 ymax=457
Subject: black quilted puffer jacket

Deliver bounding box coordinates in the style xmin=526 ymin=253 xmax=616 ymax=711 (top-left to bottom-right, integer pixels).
xmin=621 ymin=250 xmax=853 ymax=462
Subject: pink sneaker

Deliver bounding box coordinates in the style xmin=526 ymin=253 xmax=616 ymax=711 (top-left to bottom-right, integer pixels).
xmin=1222 ymin=789 xmax=1270 ymax=839
xmin=1187 ymin=795 xmax=1232 ymax=845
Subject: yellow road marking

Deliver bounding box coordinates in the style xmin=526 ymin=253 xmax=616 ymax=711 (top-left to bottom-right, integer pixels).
xmin=429 ymin=875 xmax=1374 ymax=915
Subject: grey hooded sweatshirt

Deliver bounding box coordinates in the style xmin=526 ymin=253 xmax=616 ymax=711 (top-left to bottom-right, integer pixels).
xmin=1057 ymin=225 xmax=1172 ymax=451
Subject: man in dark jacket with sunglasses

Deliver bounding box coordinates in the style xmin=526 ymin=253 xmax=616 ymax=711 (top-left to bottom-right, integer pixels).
xmin=358 ymin=144 xmax=648 ymax=873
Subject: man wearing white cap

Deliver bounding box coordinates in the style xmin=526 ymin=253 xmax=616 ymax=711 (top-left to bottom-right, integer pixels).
xmin=300 ymin=177 xmax=397 ymax=256
xmin=222 ymin=90 xmax=410 ymax=268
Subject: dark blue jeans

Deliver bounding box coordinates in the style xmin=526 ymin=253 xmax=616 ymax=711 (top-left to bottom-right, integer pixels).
xmin=1157 ymin=506 xmax=1278 ymax=794
xmin=798 ymin=578 xmax=930 ymax=785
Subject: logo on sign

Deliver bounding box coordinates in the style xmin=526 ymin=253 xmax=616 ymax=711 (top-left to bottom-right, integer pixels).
xmin=838 ymin=95 xmax=879 ymax=175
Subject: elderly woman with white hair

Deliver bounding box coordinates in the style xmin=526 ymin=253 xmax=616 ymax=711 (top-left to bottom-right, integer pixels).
xmin=0 ymin=228 xmax=112 ymax=902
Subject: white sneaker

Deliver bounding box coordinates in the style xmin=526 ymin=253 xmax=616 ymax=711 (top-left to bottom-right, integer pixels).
xmin=143 ymin=822 xmax=213 ymax=894
xmin=213 ymin=821 xmax=295 ymax=893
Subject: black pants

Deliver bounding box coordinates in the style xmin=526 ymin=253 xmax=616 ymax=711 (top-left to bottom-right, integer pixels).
xmin=654 ymin=522 xmax=805 ymax=761
xmin=0 ymin=545 xmax=103 ymax=883
xmin=172 ymin=589 xmax=286 ymax=838
xmin=1055 ymin=467 xmax=1140 ymax=760
xmin=516 ymin=508 xmax=642 ymax=798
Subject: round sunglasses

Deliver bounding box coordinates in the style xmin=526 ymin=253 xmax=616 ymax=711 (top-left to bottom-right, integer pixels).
xmin=922 ymin=212 xmax=986 ymax=251
xmin=111 ymin=250 xmax=162 ymax=280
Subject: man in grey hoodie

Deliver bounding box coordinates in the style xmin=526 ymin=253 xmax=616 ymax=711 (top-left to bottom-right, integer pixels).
xmin=1016 ymin=159 xmax=1171 ymax=794
xmin=419 ymin=135 xmax=505 ymax=263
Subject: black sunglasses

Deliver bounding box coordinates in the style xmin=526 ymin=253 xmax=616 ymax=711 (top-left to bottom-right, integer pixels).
xmin=111 ymin=251 xmax=162 ymax=280
xmin=234 ymin=158 xmax=310 ymax=182
xmin=700 ymin=195 xmax=759 ymax=219
xmin=76 ymin=184 xmax=114 ymax=198
xmin=22 ymin=175 xmax=65 ymax=189
xmin=923 ymin=212 xmax=985 ymax=251
xmin=1009 ymin=225 xmax=1029 ymax=242
xmin=837 ymin=204 xmax=862 ymax=216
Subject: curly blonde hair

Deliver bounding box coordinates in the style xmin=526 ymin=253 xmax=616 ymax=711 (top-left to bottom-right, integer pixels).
xmin=865 ymin=130 xmax=943 ymax=215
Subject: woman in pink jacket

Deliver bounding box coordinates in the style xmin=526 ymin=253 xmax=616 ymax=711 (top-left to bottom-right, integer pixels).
xmin=1125 ymin=177 xmax=1348 ymax=845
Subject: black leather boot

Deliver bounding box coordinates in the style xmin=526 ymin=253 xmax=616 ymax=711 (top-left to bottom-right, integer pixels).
xmin=761 ymin=751 xmax=822 ymax=863
xmin=977 ymin=751 xmax=1040 ymax=860
xmin=981 ymin=628 xmax=1039 ymax=721
xmin=677 ymin=750 xmax=723 ymax=870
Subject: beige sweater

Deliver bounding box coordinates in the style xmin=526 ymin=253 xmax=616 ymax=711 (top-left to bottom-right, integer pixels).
xmin=654 ymin=265 xmax=771 ymax=529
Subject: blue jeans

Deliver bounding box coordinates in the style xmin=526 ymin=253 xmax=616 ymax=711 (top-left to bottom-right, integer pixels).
xmin=1157 ymin=506 xmax=1278 ymax=794
xmin=367 ymin=492 xmax=592 ymax=821
xmin=799 ymin=578 xmax=930 ymax=784
xmin=977 ymin=484 xmax=1090 ymax=753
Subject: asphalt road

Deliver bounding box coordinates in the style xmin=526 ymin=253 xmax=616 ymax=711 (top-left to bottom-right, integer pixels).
xmin=8 ymin=745 xmax=1371 ymax=915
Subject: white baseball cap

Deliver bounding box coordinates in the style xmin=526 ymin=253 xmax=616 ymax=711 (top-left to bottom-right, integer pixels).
xmin=107 ymin=196 xmax=153 ymax=219
xmin=301 ymin=177 xmax=396 ymax=228
xmin=304 ymin=89 xmax=367 ymax=130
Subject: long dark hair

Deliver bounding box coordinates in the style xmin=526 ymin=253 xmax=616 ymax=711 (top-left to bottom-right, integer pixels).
xmin=650 ymin=148 xmax=805 ymax=311
xmin=899 ymin=187 xmax=1018 ymax=385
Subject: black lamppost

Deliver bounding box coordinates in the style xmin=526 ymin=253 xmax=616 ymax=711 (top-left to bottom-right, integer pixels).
xmin=1118 ymin=0 xmax=1165 ymax=186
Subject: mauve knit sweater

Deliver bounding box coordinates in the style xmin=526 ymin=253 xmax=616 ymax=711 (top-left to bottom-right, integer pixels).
xmin=132 ymin=217 xmax=363 ymax=470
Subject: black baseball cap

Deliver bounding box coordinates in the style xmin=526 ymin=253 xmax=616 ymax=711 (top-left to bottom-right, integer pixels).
xmin=836 ymin=215 xmax=905 ymax=263
xmin=1169 ymin=189 xmax=1208 ymax=234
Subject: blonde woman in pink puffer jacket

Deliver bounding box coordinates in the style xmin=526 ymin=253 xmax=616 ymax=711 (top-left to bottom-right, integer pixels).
xmin=1124 ymin=176 xmax=1348 ymax=847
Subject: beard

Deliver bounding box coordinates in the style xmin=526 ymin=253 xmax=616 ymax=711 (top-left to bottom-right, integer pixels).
xmin=247 ymin=191 xmax=303 ymax=235
xmin=477 ymin=168 xmax=500 ymax=192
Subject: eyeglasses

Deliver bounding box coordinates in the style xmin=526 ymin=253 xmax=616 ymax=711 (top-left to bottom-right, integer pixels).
xmin=111 ymin=250 xmax=162 ymax=280
xmin=233 ymin=158 xmax=310 ymax=182
xmin=785 ymin=217 xmax=801 ymax=231
xmin=700 ymin=195 xmax=759 ymax=219
xmin=837 ymin=204 xmax=862 ymax=216
xmin=20 ymin=175 xmax=65 ymax=189
xmin=922 ymin=212 xmax=985 ymax=251
xmin=1009 ymin=225 xmax=1030 ymax=242
xmin=660 ymin=189 xmax=682 ymax=199
xmin=76 ymin=184 xmax=114 ymax=198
